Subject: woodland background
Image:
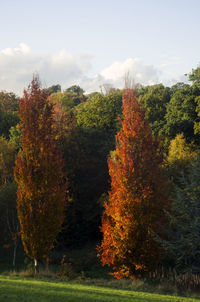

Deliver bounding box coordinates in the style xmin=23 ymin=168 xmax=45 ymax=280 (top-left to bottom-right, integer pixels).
xmin=1 ymin=66 xmax=200 ymax=278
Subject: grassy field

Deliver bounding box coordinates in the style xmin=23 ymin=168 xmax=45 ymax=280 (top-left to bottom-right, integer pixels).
xmin=0 ymin=276 xmax=199 ymax=302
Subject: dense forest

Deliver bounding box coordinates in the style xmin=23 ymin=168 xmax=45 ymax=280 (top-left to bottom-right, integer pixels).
xmin=1 ymin=65 xmax=200 ymax=277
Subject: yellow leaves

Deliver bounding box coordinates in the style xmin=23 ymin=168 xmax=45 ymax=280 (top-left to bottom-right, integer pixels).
xmin=168 ymin=133 xmax=196 ymax=163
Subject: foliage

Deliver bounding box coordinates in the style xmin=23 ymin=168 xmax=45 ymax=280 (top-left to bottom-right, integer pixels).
xmin=9 ymin=124 xmax=22 ymax=150
xmin=0 ymin=91 xmax=19 ymax=138
xmin=138 ymin=84 xmax=170 ymax=137
xmin=0 ymin=91 xmax=19 ymax=112
xmin=163 ymin=83 xmax=198 ymax=142
xmin=0 ymin=110 xmax=19 ymax=138
xmin=14 ymin=77 xmax=67 ymax=268
xmin=188 ymin=65 xmax=200 ymax=88
xmin=51 ymin=85 xmax=86 ymax=113
xmin=0 ymin=136 xmax=17 ymax=185
xmin=167 ymin=134 xmax=197 ymax=180
xmin=58 ymin=91 xmax=122 ymax=246
xmin=98 ymin=89 xmax=169 ymax=278
xmin=43 ymin=84 xmax=61 ymax=95
xmin=193 ymin=96 xmax=200 ymax=135
xmin=160 ymin=156 xmax=200 ymax=273
xmin=59 ymin=125 xmax=111 ymax=246
xmin=0 ymin=182 xmax=19 ymax=266
xmin=76 ymin=91 xmax=122 ymax=131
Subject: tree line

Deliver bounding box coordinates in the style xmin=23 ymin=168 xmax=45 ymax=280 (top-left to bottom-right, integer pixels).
xmin=1 ymin=66 xmax=200 ymax=276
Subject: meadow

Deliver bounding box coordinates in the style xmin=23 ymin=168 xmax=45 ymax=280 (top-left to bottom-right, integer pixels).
xmin=1 ymin=243 xmax=200 ymax=302
xmin=1 ymin=275 xmax=200 ymax=302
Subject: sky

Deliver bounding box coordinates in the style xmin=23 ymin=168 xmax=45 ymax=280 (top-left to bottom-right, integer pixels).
xmin=0 ymin=0 xmax=199 ymax=95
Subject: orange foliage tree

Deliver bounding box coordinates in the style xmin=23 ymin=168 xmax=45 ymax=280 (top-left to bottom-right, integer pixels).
xmin=14 ymin=77 xmax=67 ymax=272
xmin=98 ymin=89 xmax=169 ymax=278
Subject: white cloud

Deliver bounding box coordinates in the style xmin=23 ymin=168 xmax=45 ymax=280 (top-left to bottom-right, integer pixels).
xmin=80 ymin=58 xmax=161 ymax=93
xmin=0 ymin=43 xmax=185 ymax=95
xmin=0 ymin=43 xmax=92 ymax=95
xmin=98 ymin=58 xmax=161 ymax=89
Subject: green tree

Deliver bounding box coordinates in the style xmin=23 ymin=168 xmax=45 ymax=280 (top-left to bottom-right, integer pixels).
xmin=160 ymin=155 xmax=200 ymax=273
xmin=58 ymin=91 xmax=123 ymax=246
xmin=163 ymin=83 xmax=198 ymax=142
xmin=51 ymin=85 xmax=86 ymax=113
xmin=0 ymin=136 xmax=19 ymax=266
xmin=188 ymin=65 xmax=200 ymax=88
xmin=43 ymin=84 xmax=61 ymax=95
xmin=0 ymin=136 xmax=17 ymax=185
xmin=0 ymin=91 xmax=19 ymax=112
xmin=0 ymin=91 xmax=19 ymax=138
xmin=138 ymin=84 xmax=170 ymax=137
xmin=76 ymin=91 xmax=122 ymax=131
xmin=0 ymin=110 xmax=19 ymax=138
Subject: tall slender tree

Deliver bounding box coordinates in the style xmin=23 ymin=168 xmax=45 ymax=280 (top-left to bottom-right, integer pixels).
xmin=98 ymin=89 xmax=169 ymax=278
xmin=14 ymin=77 xmax=67 ymax=272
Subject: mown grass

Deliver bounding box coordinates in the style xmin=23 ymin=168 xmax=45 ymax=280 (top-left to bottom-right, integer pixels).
xmin=0 ymin=276 xmax=199 ymax=302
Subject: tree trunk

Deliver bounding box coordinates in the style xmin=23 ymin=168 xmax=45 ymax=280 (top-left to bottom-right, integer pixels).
xmin=46 ymin=257 xmax=49 ymax=273
xmin=34 ymin=259 xmax=39 ymax=274
xmin=13 ymin=241 xmax=17 ymax=267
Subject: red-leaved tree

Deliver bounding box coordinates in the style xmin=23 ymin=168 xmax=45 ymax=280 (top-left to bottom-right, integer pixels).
xmin=98 ymin=89 xmax=169 ymax=278
xmin=14 ymin=77 xmax=67 ymax=272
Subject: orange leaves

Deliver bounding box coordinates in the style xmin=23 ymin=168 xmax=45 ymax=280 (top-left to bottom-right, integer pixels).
xmin=98 ymin=89 xmax=169 ymax=278
xmin=14 ymin=77 xmax=68 ymax=262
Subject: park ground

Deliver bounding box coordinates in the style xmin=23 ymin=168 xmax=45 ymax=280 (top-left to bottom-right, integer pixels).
xmin=1 ymin=244 xmax=200 ymax=301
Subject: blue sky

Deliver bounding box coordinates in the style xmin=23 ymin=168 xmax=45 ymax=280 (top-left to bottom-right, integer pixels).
xmin=0 ymin=0 xmax=199 ymax=94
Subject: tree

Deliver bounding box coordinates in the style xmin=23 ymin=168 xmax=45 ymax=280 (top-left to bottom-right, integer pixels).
xmin=14 ymin=77 xmax=67 ymax=272
xmin=43 ymin=84 xmax=61 ymax=95
xmin=160 ymin=155 xmax=200 ymax=273
xmin=76 ymin=91 xmax=122 ymax=131
xmin=0 ymin=136 xmax=17 ymax=185
xmin=188 ymin=65 xmax=200 ymax=88
xmin=98 ymin=89 xmax=169 ymax=278
xmin=163 ymin=83 xmax=198 ymax=142
xmin=138 ymin=84 xmax=170 ymax=137
xmin=0 ymin=182 xmax=19 ymax=267
xmin=167 ymin=133 xmax=197 ymax=180
xmin=0 ymin=91 xmax=19 ymax=138
xmin=63 ymin=91 xmax=122 ymax=245
xmin=56 ymin=90 xmax=123 ymax=247
xmin=0 ymin=91 xmax=19 ymax=112
xmin=0 ymin=109 xmax=19 ymax=138
xmin=0 ymin=136 xmax=19 ymax=266
xmin=50 ymin=85 xmax=86 ymax=116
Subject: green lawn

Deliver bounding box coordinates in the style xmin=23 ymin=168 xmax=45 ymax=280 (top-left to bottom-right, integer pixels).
xmin=0 ymin=276 xmax=199 ymax=302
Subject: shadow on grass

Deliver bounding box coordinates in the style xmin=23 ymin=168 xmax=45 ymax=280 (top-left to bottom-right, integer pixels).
xmin=0 ymin=277 xmax=197 ymax=302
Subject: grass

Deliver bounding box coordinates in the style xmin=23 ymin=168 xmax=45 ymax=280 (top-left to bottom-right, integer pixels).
xmin=0 ymin=275 xmax=200 ymax=302
xmin=1 ymin=244 xmax=200 ymax=301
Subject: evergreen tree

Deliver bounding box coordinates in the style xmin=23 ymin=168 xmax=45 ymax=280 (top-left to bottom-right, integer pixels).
xmin=160 ymin=155 xmax=200 ymax=273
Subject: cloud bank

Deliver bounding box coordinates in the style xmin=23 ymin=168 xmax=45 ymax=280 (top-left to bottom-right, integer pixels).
xmin=0 ymin=43 xmax=177 ymax=95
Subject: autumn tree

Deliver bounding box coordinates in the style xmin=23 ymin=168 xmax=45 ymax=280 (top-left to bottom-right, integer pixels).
xmin=14 ymin=77 xmax=67 ymax=272
xmin=167 ymin=133 xmax=197 ymax=182
xmin=98 ymin=89 xmax=169 ymax=278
